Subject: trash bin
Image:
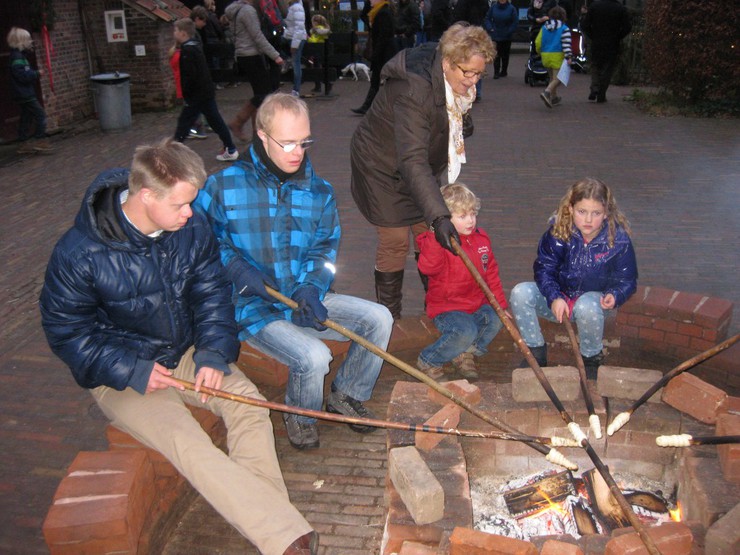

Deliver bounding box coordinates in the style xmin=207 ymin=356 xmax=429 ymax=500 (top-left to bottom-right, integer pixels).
xmin=90 ymin=72 xmax=131 ymax=132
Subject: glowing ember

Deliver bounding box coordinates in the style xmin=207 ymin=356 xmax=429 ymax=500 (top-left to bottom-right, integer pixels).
xmin=670 ymin=503 xmax=682 ymax=522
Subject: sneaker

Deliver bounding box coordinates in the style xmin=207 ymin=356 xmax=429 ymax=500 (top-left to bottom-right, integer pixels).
xmin=417 ymin=356 xmax=444 ymax=380
xmin=283 ymin=413 xmax=320 ymax=450
xmin=540 ymin=90 xmax=553 ymax=108
xmin=188 ymin=129 xmax=208 ymax=140
xmin=551 ymin=95 xmax=562 ymax=106
xmin=325 ymin=386 xmax=376 ymax=434
xmin=216 ymin=148 xmax=239 ymax=161
xmin=588 ymin=91 xmax=598 ymax=102
xmin=452 ymin=351 xmax=478 ymax=379
xmin=291 ymin=90 xmax=300 ymax=97
xmin=582 ymin=352 xmax=604 ymax=380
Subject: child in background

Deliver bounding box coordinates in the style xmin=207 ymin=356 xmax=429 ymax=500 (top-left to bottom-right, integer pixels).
xmin=7 ymin=27 xmax=54 ymax=154
xmin=510 ymin=178 xmax=638 ymax=379
xmin=416 ymin=183 xmax=510 ymax=379
xmin=172 ymin=18 xmax=237 ymax=161
xmin=283 ymin=0 xmax=308 ymax=97
xmin=307 ymin=15 xmax=331 ymax=93
xmin=168 ymin=43 xmax=207 ymax=140
xmin=535 ymin=5 xmax=571 ymax=108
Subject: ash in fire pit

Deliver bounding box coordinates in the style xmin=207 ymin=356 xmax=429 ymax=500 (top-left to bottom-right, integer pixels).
xmin=472 ymin=468 xmax=676 ymax=541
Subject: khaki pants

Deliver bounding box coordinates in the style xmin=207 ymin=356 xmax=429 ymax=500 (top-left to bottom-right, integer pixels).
xmin=91 ymin=347 xmax=311 ymax=555
xmin=375 ymin=222 xmax=429 ymax=272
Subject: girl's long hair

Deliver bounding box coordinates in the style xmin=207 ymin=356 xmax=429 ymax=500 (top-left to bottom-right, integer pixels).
xmin=551 ymin=177 xmax=631 ymax=247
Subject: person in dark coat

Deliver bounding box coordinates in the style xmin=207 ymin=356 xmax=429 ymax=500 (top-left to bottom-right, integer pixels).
xmin=581 ymin=0 xmax=631 ymax=103
xmin=395 ymin=0 xmax=421 ymax=50
xmin=351 ymin=0 xmax=398 ymax=114
xmin=484 ymin=0 xmax=519 ymax=78
xmin=453 ymin=0 xmax=489 ymax=100
xmin=428 ymin=0 xmax=452 ymax=41
xmin=39 ymin=138 xmax=318 ymax=555
xmin=350 ymin=24 xmax=495 ymax=318
xmin=172 ymin=18 xmax=238 ymax=161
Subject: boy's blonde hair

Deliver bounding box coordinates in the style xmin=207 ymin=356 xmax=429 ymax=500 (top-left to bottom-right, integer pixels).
xmin=551 ymin=177 xmax=631 ymax=247
xmin=129 ymin=139 xmax=206 ymax=197
xmin=7 ymin=27 xmax=33 ymax=51
xmin=174 ymin=18 xmax=196 ymax=38
xmin=441 ymin=183 xmax=481 ymax=215
xmin=255 ymin=92 xmax=310 ymax=133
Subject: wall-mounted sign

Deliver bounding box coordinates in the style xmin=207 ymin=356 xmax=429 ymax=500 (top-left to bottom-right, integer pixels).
xmin=105 ymin=10 xmax=128 ymax=43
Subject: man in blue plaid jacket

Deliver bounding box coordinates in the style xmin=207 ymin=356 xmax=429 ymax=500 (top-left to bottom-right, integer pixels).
xmin=195 ymin=93 xmax=393 ymax=450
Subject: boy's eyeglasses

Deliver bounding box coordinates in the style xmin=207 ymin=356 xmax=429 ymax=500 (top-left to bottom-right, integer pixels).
xmin=264 ymin=132 xmax=315 ymax=153
xmin=453 ymin=62 xmax=487 ymax=80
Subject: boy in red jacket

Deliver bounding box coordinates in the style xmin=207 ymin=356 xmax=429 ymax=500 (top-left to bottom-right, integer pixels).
xmin=416 ymin=183 xmax=511 ymax=379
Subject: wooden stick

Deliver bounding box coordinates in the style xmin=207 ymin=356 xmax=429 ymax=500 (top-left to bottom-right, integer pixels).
xmin=172 ymin=378 xmax=580 ymax=446
xmin=266 ymin=286 xmax=577 ymax=470
xmin=563 ymin=317 xmax=602 ymax=439
xmin=656 ymin=434 xmax=740 ymax=447
xmin=451 ymin=238 xmax=663 ymax=555
xmin=607 ymin=333 xmax=739 ymax=436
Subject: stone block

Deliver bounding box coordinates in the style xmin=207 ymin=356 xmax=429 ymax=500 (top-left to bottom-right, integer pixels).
xmin=704 ymin=501 xmax=740 ymax=555
xmin=235 ymin=342 xmax=289 ymax=386
xmin=604 ymin=521 xmax=692 ymax=555
xmin=511 ymin=366 xmax=581 ymax=402
xmin=662 ymin=373 xmax=728 ymax=424
xmin=449 ymin=527 xmax=538 ymax=554
xmin=427 ymin=379 xmax=481 ymax=407
xmin=399 ymin=540 xmax=440 ymax=555
xmin=416 ymin=403 xmax=462 ymax=452
xmin=597 ymin=366 xmax=663 ymax=403
xmin=716 ymin=413 xmax=740 ymax=483
xmin=677 ymin=453 xmax=740 ymax=528
xmin=540 ymin=539 xmax=585 ymax=555
xmin=389 ymin=446 xmax=445 ymax=525
xmin=43 ymin=450 xmax=155 ymax=554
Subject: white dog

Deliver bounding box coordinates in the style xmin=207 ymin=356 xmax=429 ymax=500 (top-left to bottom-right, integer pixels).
xmin=340 ymin=62 xmax=371 ymax=81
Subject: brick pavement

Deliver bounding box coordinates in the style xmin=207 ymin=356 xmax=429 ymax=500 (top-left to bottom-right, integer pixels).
xmin=0 ymin=52 xmax=738 ymax=553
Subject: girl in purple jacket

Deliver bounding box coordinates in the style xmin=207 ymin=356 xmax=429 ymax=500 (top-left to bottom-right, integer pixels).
xmin=510 ymin=178 xmax=637 ymax=378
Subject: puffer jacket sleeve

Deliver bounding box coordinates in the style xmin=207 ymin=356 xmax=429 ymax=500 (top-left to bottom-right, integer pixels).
xmin=187 ymin=215 xmax=240 ymax=372
xmin=393 ymin=87 xmax=450 ymax=224
xmin=533 ymin=229 xmax=567 ymax=307
xmin=40 ymin=244 xmax=155 ymax=394
xmin=416 ymin=231 xmax=447 ymax=277
xmin=605 ymin=233 xmax=638 ymax=307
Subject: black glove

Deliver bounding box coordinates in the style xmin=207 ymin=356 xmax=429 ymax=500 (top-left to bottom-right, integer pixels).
xmin=227 ymin=259 xmax=277 ymax=302
xmin=431 ymin=216 xmax=460 ymax=254
xmin=290 ymin=285 xmax=328 ymax=331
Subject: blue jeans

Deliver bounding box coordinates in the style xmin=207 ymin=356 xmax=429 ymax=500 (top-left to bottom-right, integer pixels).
xmin=419 ymin=305 xmax=502 ymax=367
xmin=510 ymin=282 xmax=605 ymax=357
xmin=18 ymin=97 xmax=47 ymax=140
xmin=291 ymin=40 xmax=306 ymax=93
xmin=246 ymin=293 xmax=393 ymax=424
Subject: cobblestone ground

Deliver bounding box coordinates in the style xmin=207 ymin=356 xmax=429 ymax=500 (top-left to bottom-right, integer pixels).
xmin=0 ymin=52 xmax=738 ymax=553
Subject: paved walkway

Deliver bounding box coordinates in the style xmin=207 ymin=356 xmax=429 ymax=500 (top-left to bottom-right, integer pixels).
xmin=1 ymin=52 xmax=738 ymax=554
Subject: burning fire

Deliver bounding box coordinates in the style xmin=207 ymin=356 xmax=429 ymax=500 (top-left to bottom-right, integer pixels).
xmin=669 ymin=502 xmax=682 ymax=522
xmin=537 ymin=488 xmax=567 ymax=517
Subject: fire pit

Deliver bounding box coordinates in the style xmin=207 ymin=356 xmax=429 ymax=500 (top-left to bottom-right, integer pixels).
xmin=382 ymin=371 xmax=738 ymax=554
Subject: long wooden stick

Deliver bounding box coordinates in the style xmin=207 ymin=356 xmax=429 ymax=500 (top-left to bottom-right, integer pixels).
xmin=656 ymin=434 xmax=740 ymax=447
xmin=172 ymin=378 xmax=579 ymax=446
xmin=266 ymin=286 xmax=577 ymax=470
xmin=607 ymin=333 xmax=739 ymax=436
xmin=451 ymin=238 xmax=662 ymax=555
xmin=563 ymin=317 xmax=602 ymax=439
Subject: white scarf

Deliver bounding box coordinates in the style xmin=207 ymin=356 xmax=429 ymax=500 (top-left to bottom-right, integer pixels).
xmin=444 ymin=77 xmax=476 ymax=184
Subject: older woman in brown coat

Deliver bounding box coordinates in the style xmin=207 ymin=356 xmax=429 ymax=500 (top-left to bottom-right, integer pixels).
xmin=350 ymin=23 xmax=495 ymax=319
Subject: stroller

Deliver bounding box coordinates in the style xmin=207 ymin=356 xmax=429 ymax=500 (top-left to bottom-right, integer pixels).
xmin=524 ymin=41 xmax=549 ymax=87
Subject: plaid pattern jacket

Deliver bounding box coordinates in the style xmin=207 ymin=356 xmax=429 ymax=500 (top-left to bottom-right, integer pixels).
xmin=194 ymin=146 xmax=340 ymax=339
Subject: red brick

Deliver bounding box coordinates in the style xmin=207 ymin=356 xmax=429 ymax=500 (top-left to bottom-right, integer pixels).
xmin=449 ymin=527 xmax=538 ymax=554
xmin=235 ymin=343 xmax=289 ymax=386
xmin=663 ymin=332 xmax=691 ymax=348
xmin=638 ymin=327 xmax=665 ymax=343
xmin=628 ymin=314 xmax=654 ymax=328
xmin=618 ymin=323 xmax=640 ymax=339
xmin=605 ymin=522 xmax=692 ymax=555
xmin=716 ymin=413 xmax=740 ymax=483
xmin=43 ymin=450 xmax=155 ymax=553
xmin=662 ymin=373 xmax=728 ymax=424
xmin=416 ymin=403 xmax=462 ymax=451
xmin=616 ymin=311 xmax=630 ymax=325
xmin=693 ymin=296 xmax=733 ymax=330
xmin=676 ymin=322 xmax=704 ymax=338
xmin=669 ymin=291 xmax=705 ymax=322
xmin=689 ymin=336 xmax=716 ymax=352
xmin=653 ymin=319 xmax=678 ymax=333
xmin=702 ymin=327 xmax=719 ymax=342
xmin=642 ymin=287 xmax=676 ymax=318
xmin=428 ymin=380 xmax=481 ymax=407
xmin=541 ymin=539 xmax=585 ymax=555
xmin=718 ymin=395 xmax=740 ymax=416
xmin=619 ymin=286 xmax=646 ymax=314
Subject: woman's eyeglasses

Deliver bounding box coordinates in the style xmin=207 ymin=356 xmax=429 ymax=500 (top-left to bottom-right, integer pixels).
xmin=453 ymin=62 xmax=487 ymax=80
xmin=264 ymin=132 xmax=315 ymax=153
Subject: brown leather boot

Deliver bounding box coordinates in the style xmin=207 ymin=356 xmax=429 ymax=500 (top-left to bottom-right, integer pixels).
xmin=229 ymin=102 xmax=256 ymax=142
xmin=283 ymin=530 xmax=319 ymax=555
xmin=374 ymin=269 xmax=404 ymax=320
